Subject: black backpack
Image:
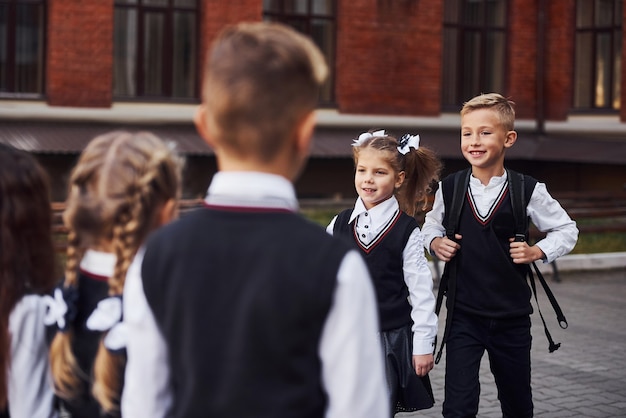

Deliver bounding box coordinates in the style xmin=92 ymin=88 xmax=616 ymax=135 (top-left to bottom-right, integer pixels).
xmin=433 ymin=168 xmax=568 ymax=364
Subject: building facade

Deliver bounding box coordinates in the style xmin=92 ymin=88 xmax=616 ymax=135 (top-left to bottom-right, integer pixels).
xmin=1 ymin=0 xmax=625 ymax=200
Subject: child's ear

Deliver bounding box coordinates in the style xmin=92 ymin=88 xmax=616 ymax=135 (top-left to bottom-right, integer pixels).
xmin=504 ymin=130 xmax=517 ymax=148
xmin=395 ymin=171 xmax=406 ymax=189
xmin=157 ymin=199 xmax=178 ymax=227
xmin=194 ymin=105 xmax=217 ymax=149
xmin=294 ymin=111 xmax=317 ymax=156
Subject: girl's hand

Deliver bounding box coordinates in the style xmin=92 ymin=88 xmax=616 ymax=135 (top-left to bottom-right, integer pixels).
xmin=509 ymin=239 xmax=545 ymax=264
xmin=431 ymin=234 xmax=462 ymax=262
xmin=412 ymin=354 xmax=434 ymax=377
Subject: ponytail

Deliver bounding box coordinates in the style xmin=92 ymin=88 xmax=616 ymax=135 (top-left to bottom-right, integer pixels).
xmin=397 ymin=145 xmax=442 ymax=216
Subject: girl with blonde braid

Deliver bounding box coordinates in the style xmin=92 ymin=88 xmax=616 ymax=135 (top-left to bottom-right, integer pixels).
xmin=327 ymin=130 xmax=442 ymax=416
xmin=46 ymin=131 xmax=181 ymax=417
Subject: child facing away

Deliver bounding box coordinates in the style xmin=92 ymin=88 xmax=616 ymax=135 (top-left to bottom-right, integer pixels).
xmin=121 ymin=21 xmax=389 ymax=418
xmin=46 ymin=131 xmax=181 ymax=417
xmin=326 ymin=130 xmax=442 ymax=416
xmin=0 ymin=143 xmax=58 ymax=418
xmin=422 ymin=93 xmax=579 ymax=417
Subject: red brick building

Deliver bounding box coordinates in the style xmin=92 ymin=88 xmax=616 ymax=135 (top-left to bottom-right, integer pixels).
xmin=1 ymin=0 xmax=625 ymax=200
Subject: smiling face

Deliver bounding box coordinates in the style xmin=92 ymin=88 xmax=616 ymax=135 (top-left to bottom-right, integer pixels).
xmin=354 ymin=147 xmax=405 ymax=210
xmin=461 ymin=108 xmax=517 ymax=181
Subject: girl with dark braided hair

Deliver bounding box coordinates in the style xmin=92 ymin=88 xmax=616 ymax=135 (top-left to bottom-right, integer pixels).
xmin=0 ymin=143 xmax=58 ymax=417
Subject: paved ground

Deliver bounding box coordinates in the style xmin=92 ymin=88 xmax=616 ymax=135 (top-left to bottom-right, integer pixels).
xmin=400 ymin=267 xmax=626 ymax=417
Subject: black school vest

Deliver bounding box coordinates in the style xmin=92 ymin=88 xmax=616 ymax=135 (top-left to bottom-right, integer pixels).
xmin=52 ymin=271 xmax=121 ymax=418
xmin=450 ymin=186 xmax=533 ymax=318
xmin=142 ymin=207 xmax=349 ymax=418
xmin=334 ymin=209 xmax=417 ymax=331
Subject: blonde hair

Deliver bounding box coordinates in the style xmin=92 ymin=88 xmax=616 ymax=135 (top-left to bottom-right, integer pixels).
xmin=49 ymin=131 xmax=182 ymax=413
xmin=352 ymin=132 xmax=442 ymax=216
xmin=461 ymin=93 xmax=516 ymax=131
xmin=202 ymin=21 xmax=328 ymax=162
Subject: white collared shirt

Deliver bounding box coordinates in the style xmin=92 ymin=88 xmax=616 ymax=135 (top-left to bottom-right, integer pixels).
xmin=122 ymin=171 xmax=389 ymax=418
xmin=422 ymin=171 xmax=579 ymax=263
xmin=327 ymin=196 xmax=438 ymax=355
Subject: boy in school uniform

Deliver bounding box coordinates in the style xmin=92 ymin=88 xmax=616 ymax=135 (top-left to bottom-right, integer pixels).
xmin=121 ymin=22 xmax=388 ymax=418
xmin=422 ymin=93 xmax=578 ymax=417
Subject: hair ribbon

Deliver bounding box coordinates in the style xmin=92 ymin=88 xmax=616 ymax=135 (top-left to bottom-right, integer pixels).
xmin=352 ymin=130 xmax=386 ymax=147
xmin=86 ymin=296 xmax=127 ymax=352
xmin=397 ymin=133 xmax=420 ymax=155
xmin=43 ymin=286 xmax=78 ymax=332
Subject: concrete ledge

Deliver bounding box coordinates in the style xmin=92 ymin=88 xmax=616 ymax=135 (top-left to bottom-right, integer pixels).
xmin=428 ymin=251 xmax=626 ymax=279
xmin=535 ymin=252 xmax=626 ymax=274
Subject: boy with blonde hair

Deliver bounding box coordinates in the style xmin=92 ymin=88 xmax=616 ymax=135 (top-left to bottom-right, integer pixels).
xmin=422 ymin=93 xmax=578 ymax=417
xmin=122 ymin=22 xmax=388 ymax=418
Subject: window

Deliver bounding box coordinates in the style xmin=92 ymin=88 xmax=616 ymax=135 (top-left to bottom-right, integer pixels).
xmin=574 ymin=0 xmax=621 ymax=110
xmin=263 ymin=0 xmax=336 ymax=105
xmin=0 ymin=0 xmax=45 ymax=96
xmin=442 ymin=0 xmax=507 ymax=110
xmin=113 ymin=0 xmax=198 ymax=100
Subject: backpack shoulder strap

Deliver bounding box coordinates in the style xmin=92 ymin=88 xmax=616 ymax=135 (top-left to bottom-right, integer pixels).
xmin=434 ymin=168 xmax=469 ymax=364
xmin=443 ymin=168 xmax=471 ymax=239
xmin=506 ymin=169 xmax=567 ymax=353
xmin=506 ymin=168 xmax=537 ymax=240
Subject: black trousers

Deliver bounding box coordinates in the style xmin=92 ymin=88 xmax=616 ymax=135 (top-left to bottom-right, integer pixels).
xmin=443 ymin=311 xmax=533 ymax=418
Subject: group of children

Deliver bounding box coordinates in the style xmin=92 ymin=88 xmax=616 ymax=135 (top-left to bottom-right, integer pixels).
xmin=0 ymin=21 xmax=578 ymax=418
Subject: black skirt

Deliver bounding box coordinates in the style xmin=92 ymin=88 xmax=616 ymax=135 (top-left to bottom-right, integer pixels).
xmin=381 ymin=324 xmax=435 ymax=414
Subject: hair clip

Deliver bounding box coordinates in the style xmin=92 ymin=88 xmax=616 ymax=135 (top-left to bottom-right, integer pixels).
xmin=397 ymin=134 xmax=420 ymax=155
xmin=352 ymin=130 xmax=386 ymax=147
xmin=43 ymin=286 xmax=79 ymax=332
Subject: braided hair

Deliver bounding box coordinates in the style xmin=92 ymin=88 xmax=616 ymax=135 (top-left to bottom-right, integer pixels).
xmin=49 ymin=131 xmax=182 ymax=412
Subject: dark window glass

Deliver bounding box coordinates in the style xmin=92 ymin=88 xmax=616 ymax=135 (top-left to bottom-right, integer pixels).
xmin=574 ymin=0 xmax=621 ymax=110
xmin=442 ymin=0 xmax=507 ymax=110
xmin=0 ymin=0 xmax=45 ymax=97
xmin=113 ymin=0 xmax=198 ymax=100
xmin=263 ymin=0 xmax=336 ymax=105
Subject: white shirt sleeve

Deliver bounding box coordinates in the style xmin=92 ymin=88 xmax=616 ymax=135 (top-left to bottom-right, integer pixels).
xmin=121 ymin=248 xmax=172 ymax=418
xmin=326 ymin=215 xmax=338 ymax=235
xmin=8 ymin=295 xmax=58 ymax=418
xmin=527 ymin=182 xmax=579 ymax=263
xmin=320 ymin=250 xmax=389 ymax=418
xmin=402 ymin=228 xmax=438 ymax=355
xmin=421 ymin=184 xmax=446 ymax=254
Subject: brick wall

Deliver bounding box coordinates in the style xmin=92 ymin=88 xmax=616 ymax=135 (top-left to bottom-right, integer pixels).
xmin=544 ymin=1 xmax=574 ymax=121
xmin=47 ymin=0 xmax=114 ymax=107
xmin=336 ymin=0 xmax=443 ymax=116
xmin=508 ymin=0 xmax=537 ymax=119
xmin=197 ymin=0 xmax=262 ymax=97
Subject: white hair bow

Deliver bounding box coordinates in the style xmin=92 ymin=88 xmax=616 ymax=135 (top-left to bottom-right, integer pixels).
xmin=43 ymin=288 xmax=69 ymax=329
xmin=86 ymin=296 xmax=127 ymax=351
xmin=397 ymin=133 xmax=420 ymax=155
xmin=352 ymin=130 xmax=386 ymax=147
xmin=43 ymin=287 xmax=78 ymax=331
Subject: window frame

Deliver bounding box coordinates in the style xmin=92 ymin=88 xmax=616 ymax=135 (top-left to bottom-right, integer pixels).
xmin=441 ymin=0 xmax=509 ymax=111
xmin=262 ymin=0 xmax=337 ymax=106
xmin=113 ymin=0 xmax=200 ymax=102
xmin=0 ymin=0 xmax=46 ymax=98
xmin=573 ymin=0 xmax=622 ymax=112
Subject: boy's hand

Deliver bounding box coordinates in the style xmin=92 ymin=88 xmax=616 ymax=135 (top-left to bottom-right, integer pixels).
xmin=509 ymin=239 xmax=545 ymax=264
xmin=431 ymin=235 xmax=462 ymax=262
xmin=412 ymin=354 xmax=434 ymax=377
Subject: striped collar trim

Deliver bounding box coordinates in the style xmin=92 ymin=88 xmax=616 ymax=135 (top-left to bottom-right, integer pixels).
xmin=352 ymin=209 xmax=401 ymax=253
